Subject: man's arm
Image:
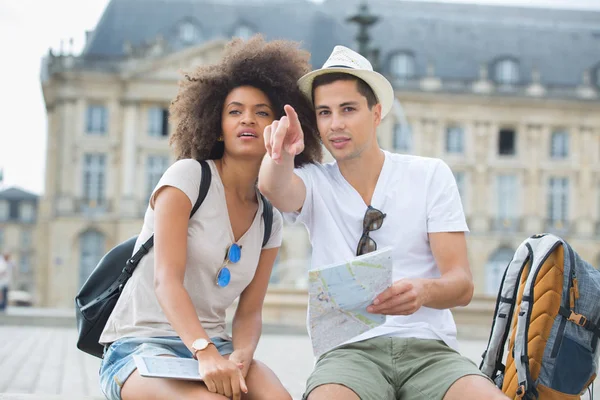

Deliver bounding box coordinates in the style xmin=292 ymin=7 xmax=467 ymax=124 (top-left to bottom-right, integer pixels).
xmin=258 ymin=105 xmax=307 ymax=213
xmin=368 ymin=232 xmax=474 ymax=315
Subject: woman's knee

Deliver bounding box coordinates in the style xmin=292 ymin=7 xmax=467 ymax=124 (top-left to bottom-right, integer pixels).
xmin=244 ymin=359 xmax=291 ymax=400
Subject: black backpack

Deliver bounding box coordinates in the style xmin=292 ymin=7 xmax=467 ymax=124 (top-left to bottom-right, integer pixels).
xmin=75 ymin=160 xmax=274 ymax=358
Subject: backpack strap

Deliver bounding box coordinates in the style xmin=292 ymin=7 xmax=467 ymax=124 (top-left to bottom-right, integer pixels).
xmin=480 ymin=241 xmax=531 ymax=381
xmin=556 ymin=241 xmax=600 ymax=338
xmin=513 ymin=234 xmax=563 ymax=400
xmin=558 ymin=306 xmax=600 ymax=337
xmin=260 ymin=193 xmax=273 ymax=248
xmin=125 ymin=160 xmax=211 ymax=273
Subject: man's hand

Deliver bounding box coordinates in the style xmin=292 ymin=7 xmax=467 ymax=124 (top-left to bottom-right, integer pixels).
xmin=228 ymin=348 xmax=252 ymax=378
xmin=367 ymin=279 xmax=429 ymax=315
xmin=264 ymin=105 xmax=305 ymax=163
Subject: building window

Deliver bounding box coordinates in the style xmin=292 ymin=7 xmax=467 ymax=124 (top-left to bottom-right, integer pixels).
xmin=497 ymin=175 xmax=518 ymax=221
xmin=79 ymin=230 xmax=105 ymax=288
xmin=498 ymin=129 xmax=516 ymax=156
xmin=19 ymin=202 xmax=35 ymax=222
xmin=21 ymin=230 xmax=32 ymax=248
xmin=0 ymin=200 xmax=8 ymax=220
xmin=83 ymin=154 xmax=106 ymax=205
xmin=147 ymin=155 xmax=169 ymax=200
xmin=179 ymin=22 xmax=199 ymax=43
xmin=389 ymin=52 xmax=415 ymax=80
xmin=495 ymin=59 xmax=519 ymax=85
xmin=454 ymin=171 xmax=466 ymax=212
xmin=233 ymin=24 xmax=254 ymax=40
xmin=446 ymin=126 xmax=464 ymax=154
xmin=486 ymin=247 xmax=514 ymax=296
xmin=550 ymin=130 xmax=569 ymax=159
xmin=548 ymin=177 xmax=569 ymax=225
xmin=86 ymin=105 xmax=108 ymax=134
xmin=393 ymin=123 xmax=412 ymax=152
xmin=19 ymin=253 xmax=30 ymax=274
xmin=148 ymin=107 xmax=169 ymax=137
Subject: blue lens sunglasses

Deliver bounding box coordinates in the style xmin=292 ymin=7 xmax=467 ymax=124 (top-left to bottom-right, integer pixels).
xmin=215 ymin=243 xmax=242 ymax=287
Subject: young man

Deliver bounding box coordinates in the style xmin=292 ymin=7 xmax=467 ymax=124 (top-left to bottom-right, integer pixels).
xmin=258 ymin=46 xmax=507 ymax=400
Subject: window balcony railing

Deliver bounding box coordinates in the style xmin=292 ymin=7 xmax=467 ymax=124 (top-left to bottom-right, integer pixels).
xmin=491 ymin=217 xmax=522 ymax=233
xmin=76 ymin=198 xmax=112 ymax=216
xmin=544 ymin=219 xmax=571 ymax=236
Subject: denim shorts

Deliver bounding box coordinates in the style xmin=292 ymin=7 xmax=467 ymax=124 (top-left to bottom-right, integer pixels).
xmin=99 ymin=336 xmax=234 ymax=400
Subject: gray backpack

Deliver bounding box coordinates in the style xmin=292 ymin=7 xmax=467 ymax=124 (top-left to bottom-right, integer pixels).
xmin=480 ymin=233 xmax=600 ymax=399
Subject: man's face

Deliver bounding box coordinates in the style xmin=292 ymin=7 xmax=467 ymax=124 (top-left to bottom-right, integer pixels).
xmin=313 ymin=79 xmax=381 ymax=162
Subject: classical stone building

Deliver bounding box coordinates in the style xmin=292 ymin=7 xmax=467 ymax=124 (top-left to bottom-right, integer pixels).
xmin=0 ymin=187 xmax=38 ymax=297
xmin=37 ymin=0 xmax=600 ymax=307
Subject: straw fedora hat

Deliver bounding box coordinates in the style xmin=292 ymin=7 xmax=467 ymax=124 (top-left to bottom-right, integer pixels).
xmin=298 ymin=45 xmax=394 ymax=118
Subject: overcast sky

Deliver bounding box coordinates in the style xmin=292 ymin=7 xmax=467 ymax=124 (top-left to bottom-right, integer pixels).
xmin=1 ymin=0 xmax=599 ymax=195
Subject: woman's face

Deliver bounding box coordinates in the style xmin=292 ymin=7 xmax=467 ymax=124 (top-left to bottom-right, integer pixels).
xmin=221 ymin=85 xmax=275 ymax=159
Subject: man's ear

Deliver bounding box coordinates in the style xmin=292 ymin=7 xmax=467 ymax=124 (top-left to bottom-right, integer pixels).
xmin=373 ymin=103 xmax=382 ymax=127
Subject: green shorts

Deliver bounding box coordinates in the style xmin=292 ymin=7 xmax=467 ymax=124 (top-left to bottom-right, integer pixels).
xmin=304 ymin=336 xmax=489 ymax=400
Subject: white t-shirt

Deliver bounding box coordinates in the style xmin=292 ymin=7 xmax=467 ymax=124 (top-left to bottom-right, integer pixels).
xmin=285 ymin=151 xmax=468 ymax=350
xmin=100 ymin=159 xmax=283 ymax=344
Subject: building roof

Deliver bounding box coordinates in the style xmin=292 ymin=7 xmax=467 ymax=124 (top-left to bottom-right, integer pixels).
xmin=83 ymin=0 xmax=324 ymax=56
xmin=0 ymin=187 xmax=39 ymax=201
xmin=79 ymin=0 xmax=600 ymax=87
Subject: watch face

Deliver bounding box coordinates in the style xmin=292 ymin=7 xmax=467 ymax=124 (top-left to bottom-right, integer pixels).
xmin=193 ymin=338 xmax=209 ymax=351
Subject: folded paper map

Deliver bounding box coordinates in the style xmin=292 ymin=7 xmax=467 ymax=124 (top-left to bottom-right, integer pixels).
xmin=308 ymin=247 xmax=393 ymax=357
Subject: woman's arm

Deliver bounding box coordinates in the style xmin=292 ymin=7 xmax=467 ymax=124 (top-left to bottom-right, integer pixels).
xmin=153 ymin=186 xmax=246 ymax=397
xmin=153 ymin=186 xmax=213 ymax=351
xmin=230 ymin=247 xmax=279 ymax=376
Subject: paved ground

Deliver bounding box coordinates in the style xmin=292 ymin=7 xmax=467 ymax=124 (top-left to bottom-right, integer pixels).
xmin=0 ymin=324 xmax=597 ymax=399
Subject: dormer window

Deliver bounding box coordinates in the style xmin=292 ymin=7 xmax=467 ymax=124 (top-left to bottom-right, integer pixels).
xmin=389 ymin=52 xmax=415 ymax=80
xmin=233 ymin=24 xmax=254 ymax=41
xmin=495 ymin=58 xmax=519 ymax=85
xmin=179 ymin=22 xmax=199 ymax=43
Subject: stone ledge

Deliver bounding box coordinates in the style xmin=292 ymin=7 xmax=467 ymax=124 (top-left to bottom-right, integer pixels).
xmin=0 ymin=307 xmax=76 ymax=328
xmin=1 ymin=292 xmax=496 ymax=339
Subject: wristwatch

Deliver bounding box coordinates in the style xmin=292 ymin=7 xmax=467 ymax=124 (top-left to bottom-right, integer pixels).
xmin=191 ymin=338 xmax=214 ymax=359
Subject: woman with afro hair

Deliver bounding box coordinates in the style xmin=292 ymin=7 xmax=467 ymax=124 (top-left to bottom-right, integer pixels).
xmin=98 ymin=35 xmax=322 ymax=400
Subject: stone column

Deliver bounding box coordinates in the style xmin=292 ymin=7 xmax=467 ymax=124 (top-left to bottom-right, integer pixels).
xmin=420 ymin=118 xmax=437 ymax=157
xmin=470 ymin=121 xmax=491 ymax=232
xmin=120 ymin=102 xmax=139 ymax=216
xmin=54 ymin=100 xmax=77 ymax=215
xmin=523 ymin=124 xmax=543 ymax=233
xmin=576 ymin=126 xmax=594 ymax=235
xmin=59 ymin=100 xmax=77 ymax=195
xmin=41 ymin=106 xmax=58 ymax=217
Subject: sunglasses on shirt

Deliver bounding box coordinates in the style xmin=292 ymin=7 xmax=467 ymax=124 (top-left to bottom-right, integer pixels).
xmin=356 ymin=206 xmax=386 ymax=256
xmin=215 ymin=243 xmax=242 ymax=287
